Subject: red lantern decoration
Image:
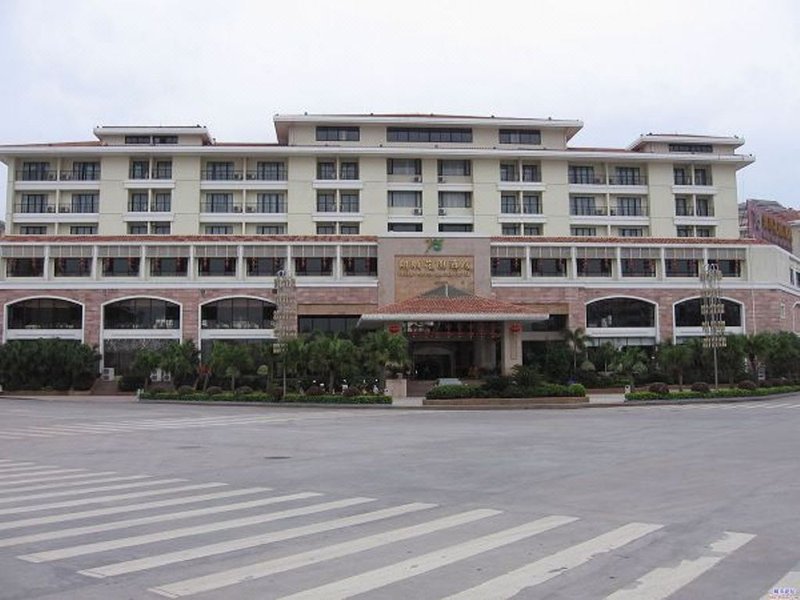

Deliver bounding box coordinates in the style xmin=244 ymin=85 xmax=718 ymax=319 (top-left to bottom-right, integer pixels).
xmin=388 ymin=323 xmax=402 ymax=334
xmin=509 ymin=323 xmax=522 ymax=333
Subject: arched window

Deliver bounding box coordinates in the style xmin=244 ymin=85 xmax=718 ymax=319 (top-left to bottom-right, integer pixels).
xmin=586 ymin=298 xmax=656 ymax=328
xmin=674 ymin=298 xmax=742 ymax=327
xmin=104 ymin=298 xmax=180 ymax=329
xmin=7 ymin=298 xmax=82 ymax=330
xmin=201 ymin=298 xmax=275 ymax=329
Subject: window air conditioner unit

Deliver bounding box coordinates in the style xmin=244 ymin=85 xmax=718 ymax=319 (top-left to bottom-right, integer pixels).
xmin=59 ymin=206 xmax=70 ymax=213
xmin=413 ymin=175 xmax=422 ymax=183
xmin=438 ymin=176 xmax=446 ymax=183
xmin=101 ymin=367 xmax=115 ymax=381
xmin=246 ymin=206 xmax=255 ymax=213
xmin=412 ymin=208 xmax=422 ymax=216
xmin=233 ymin=206 xmax=242 ymax=212
xmin=438 ymin=208 xmax=447 ymax=216
xmin=47 ymin=206 xmax=55 ymax=213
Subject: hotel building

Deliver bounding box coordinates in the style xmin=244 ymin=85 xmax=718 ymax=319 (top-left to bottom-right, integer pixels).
xmin=2 ymin=113 xmax=799 ymax=378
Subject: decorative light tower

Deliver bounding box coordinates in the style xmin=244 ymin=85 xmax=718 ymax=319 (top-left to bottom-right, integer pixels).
xmin=273 ymin=270 xmax=298 ymax=396
xmin=700 ymin=263 xmax=726 ymax=389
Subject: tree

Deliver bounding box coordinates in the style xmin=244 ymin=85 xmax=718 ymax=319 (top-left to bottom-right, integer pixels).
xmin=742 ymin=332 xmax=773 ymax=380
xmin=657 ymin=341 xmax=693 ymax=390
xmin=209 ymin=342 xmax=255 ymax=390
xmin=157 ymin=341 xmax=199 ymax=386
xmin=306 ymin=335 xmax=358 ymax=390
xmin=592 ymin=342 xmax=618 ymax=374
xmin=130 ymin=349 xmax=160 ymax=390
xmin=611 ymin=347 xmax=648 ymax=389
xmin=359 ymin=329 xmax=409 ymax=386
xmin=563 ymin=327 xmax=588 ymax=375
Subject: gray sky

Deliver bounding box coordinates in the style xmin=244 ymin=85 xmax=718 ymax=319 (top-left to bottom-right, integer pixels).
xmin=0 ymin=0 xmax=798 ymax=212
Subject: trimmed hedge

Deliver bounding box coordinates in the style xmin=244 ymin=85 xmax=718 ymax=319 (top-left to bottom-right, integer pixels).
xmin=139 ymin=390 xmax=390 ymax=404
xmin=426 ymin=383 xmax=586 ymax=400
xmin=625 ymin=385 xmax=800 ymax=401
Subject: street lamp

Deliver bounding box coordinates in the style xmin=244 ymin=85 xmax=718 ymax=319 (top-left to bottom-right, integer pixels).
xmin=700 ymin=263 xmax=726 ymax=389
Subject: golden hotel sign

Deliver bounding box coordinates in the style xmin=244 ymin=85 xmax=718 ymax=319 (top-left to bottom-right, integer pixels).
xmin=397 ymin=256 xmax=473 ymax=277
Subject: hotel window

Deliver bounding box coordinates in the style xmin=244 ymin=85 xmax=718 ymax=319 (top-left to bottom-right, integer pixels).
xmin=70 ymin=162 xmax=100 ymax=181
xmin=20 ymin=194 xmax=48 ymax=213
xmin=70 ymin=226 xmax=97 ymax=235
xmin=524 ymin=224 xmax=542 ymax=235
xmin=669 ymin=143 xmax=712 ymax=153
xmin=125 ymin=135 xmax=151 ymax=144
xmin=612 ymin=166 xmax=642 ymax=185
xmin=19 ymin=226 xmax=47 ymax=235
xmin=388 ymin=191 xmax=421 ymax=208
xmin=129 ymin=160 xmax=149 ymax=179
xmin=622 ymin=259 xmax=656 ymax=277
xmin=339 ymin=223 xmax=360 ymax=235
xmin=294 ymin=257 xmax=334 ymax=276
xmin=499 ymin=163 xmax=517 ymax=182
xmin=204 ymin=161 xmax=235 ymax=180
xmin=501 ymin=224 xmax=521 ymax=235
xmin=198 ymin=257 xmax=237 ymax=276
xmin=255 ymin=161 xmax=287 ymax=181
xmin=316 ymin=191 xmax=337 ymax=212
xmin=153 ymin=135 xmax=178 ymax=145
xmin=570 ymin=196 xmax=597 ymax=216
xmin=129 ymin=192 xmax=148 ymax=212
xmin=522 ymin=164 xmax=540 ymax=182
xmin=614 ymin=197 xmax=643 ymax=216
xmin=676 ymin=226 xmax=693 ymax=237
xmin=256 ymin=192 xmax=286 ymax=213
xmin=673 ymin=167 xmax=691 ymax=185
xmin=128 ymin=223 xmax=148 ymax=234
xmin=316 ymin=223 xmax=336 ymax=235
xmin=499 ymin=129 xmax=541 ymax=144
xmin=255 ymin=225 xmax=287 ymax=235
xmin=619 ymin=228 xmax=644 ymax=237
xmin=576 ymin=258 xmax=612 ymax=277
xmin=531 ymin=258 xmax=566 ymax=277
xmin=316 ymin=126 xmax=360 ymax=141
xmin=150 ymin=257 xmax=188 ymax=276
xmin=666 ymin=259 xmax=699 ymax=277
xmin=205 ymin=193 xmax=233 ymax=213
xmin=386 ymin=159 xmax=421 ymax=176
xmin=298 ymin=316 xmax=359 ymax=334
xmin=54 ymin=258 xmax=91 ymax=277
xmin=696 ymin=196 xmax=713 ymax=217
xmin=247 ymin=256 xmax=285 ymax=276
xmin=571 ymin=227 xmax=597 ymax=237
xmin=151 ymin=222 xmax=171 ymax=235
xmin=339 ymin=192 xmax=360 ymax=213
xmin=152 ymin=192 xmax=171 ymax=212
xmin=343 ymin=257 xmax=377 ymax=276
xmin=675 ymin=196 xmax=691 ymax=216
xmin=20 ymin=162 xmax=51 ymax=181
xmin=316 ymin=161 xmax=337 ymax=180
xmin=522 ymin=194 xmax=542 ymax=214
xmin=205 ymin=225 xmax=233 ymax=235
xmin=501 ymin=194 xmax=519 ymax=214
xmin=339 ymin=161 xmax=359 ymax=180
xmin=7 ymin=258 xmax=44 ymax=277
xmin=102 ymin=258 xmax=140 ymax=277
xmin=695 ymin=227 xmax=714 ymax=238
xmin=438 ymin=160 xmax=471 ymax=177
xmin=694 ymin=167 xmax=711 ymax=185
xmin=491 ymin=258 xmax=522 ymax=277
xmin=438 ymin=192 xmax=472 ymax=209
xmin=388 ymin=223 xmax=423 ymax=232
xmin=568 ymin=165 xmax=596 ymax=184
xmin=708 ymin=259 xmax=742 ymax=277
xmin=387 ymin=127 xmax=472 ymax=143
xmin=438 ymin=224 xmax=474 ymax=232
xmin=71 ymin=193 xmax=98 ymax=213
xmin=153 ymin=160 xmax=172 ymax=179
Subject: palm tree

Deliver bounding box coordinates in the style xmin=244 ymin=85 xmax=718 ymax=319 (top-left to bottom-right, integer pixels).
xmin=657 ymin=341 xmax=693 ymax=390
xmin=563 ymin=327 xmax=589 ymax=375
xmin=359 ymin=329 xmax=409 ymax=386
xmin=307 ymin=335 xmax=358 ymax=390
xmin=157 ymin=341 xmax=199 ymax=386
xmin=743 ymin=332 xmax=773 ymax=380
xmin=611 ymin=346 xmax=648 ymax=389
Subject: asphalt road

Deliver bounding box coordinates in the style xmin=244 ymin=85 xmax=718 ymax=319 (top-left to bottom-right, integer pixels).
xmin=0 ymin=396 xmax=798 ymax=599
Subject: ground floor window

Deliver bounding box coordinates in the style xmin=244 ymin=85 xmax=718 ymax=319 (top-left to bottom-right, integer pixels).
xmin=8 ymin=298 xmax=82 ymax=330
xmin=298 ymin=315 xmax=359 ymax=334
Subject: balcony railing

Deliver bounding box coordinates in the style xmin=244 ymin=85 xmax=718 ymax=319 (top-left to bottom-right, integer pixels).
xmin=201 ymin=170 xmax=243 ymax=181
xmin=570 ymin=206 xmax=608 ymax=216
xmin=200 ymin=201 xmax=243 ymax=213
xmin=244 ymin=201 xmax=287 ymax=213
xmin=59 ymin=170 xmax=101 ymax=181
xmin=58 ymin=204 xmax=98 ymax=213
xmin=608 ymin=174 xmax=647 ymax=185
xmin=16 ymin=171 xmax=57 ymax=181
xmin=568 ymin=174 xmax=604 ymax=184
xmin=610 ymin=206 xmax=648 ymax=216
xmin=674 ymin=176 xmax=712 ymax=186
xmin=14 ymin=203 xmax=55 ymax=214
xmin=245 ymin=170 xmax=287 ymax=181
xmin=675 ymin=206 xmax=694 ymax=216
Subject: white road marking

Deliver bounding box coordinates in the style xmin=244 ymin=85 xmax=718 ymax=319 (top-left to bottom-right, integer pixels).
xmin=760 ymin=566 xmax=800 ymax=600
xmin=0 ymin=475 xmax=148 ymax=495
xmin=441 ymin=522 xmax=663 ymax=600
xmin=605 ymin=530 xmax=755 ymax=599
xmin=0 ymin=463 xmax=41 ymax=472
xmin=0 ymin=485 xmax=263 ymax=532
xmin=0 ymin=478 xmax=182 ymax=505
xmin=22 ymin=495 xmax=368 ymax=563
xmin=0 ymin=491 xmax=322 ymax=548
xmin=0 ymin=471 xmax=116 ymax=488
xmin=83 ymin=502 xmax=436 ymax=578
xmin=149 ymin=512 xmax=567 ymax=599
xmin=0 ymin=468 xmax=85 ymax=481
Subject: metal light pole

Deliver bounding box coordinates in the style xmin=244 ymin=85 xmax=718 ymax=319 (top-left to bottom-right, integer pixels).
xmin=701 ymin=263 xmax=726 ymax=389
xmin=273 ymin=270 xmax=298 ymax=397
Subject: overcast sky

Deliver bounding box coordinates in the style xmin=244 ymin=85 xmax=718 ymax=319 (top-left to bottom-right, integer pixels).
xmin=0 ymin=0 xmax=797 ymax=212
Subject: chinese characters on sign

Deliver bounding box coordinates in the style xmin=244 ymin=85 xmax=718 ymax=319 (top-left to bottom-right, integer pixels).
xmin=398 ymin=257 xmax=472 ymax=277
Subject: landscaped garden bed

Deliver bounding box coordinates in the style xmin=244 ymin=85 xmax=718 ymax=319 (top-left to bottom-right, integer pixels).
xmin=625 ymin=381 xmax=800 ymax=401
xmin=139 ymin=389 xmax=391 ymax=404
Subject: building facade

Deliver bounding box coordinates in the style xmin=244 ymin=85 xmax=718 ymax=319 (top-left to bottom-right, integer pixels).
xmin=1 ymin=114 xmax=799 ymax=377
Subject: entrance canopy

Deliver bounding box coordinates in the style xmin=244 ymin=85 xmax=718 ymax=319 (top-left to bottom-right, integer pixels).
xmin=357 ymin=285 xmax=549 ymax=328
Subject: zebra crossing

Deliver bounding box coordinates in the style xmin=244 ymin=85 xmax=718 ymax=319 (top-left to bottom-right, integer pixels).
xmin=0 ymin=459 xmax=794 ymax=599
xmin=0 ymin=410 xmax=379 ymax=441
xmin=643 ymin=400 xmax=800 ymax=412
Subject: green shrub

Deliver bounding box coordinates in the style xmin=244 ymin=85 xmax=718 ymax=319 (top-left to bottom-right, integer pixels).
xmin=648 ymin=382 xmax=670 ymax=394
xmin=283 ymin=394 xmax=391 ymax=404
xmin=205 ymin=386 xmax=223 ymax=396
xmin=342 ymin=386 xmax=361 ymax=397
xmin=482 ymin=376 xmax=512 ymax=393
xmin=269 ymin=386 xmax=284 ymax=402
xmin=738 ymin=380 xmax=757 ymax=390
xmin=425 ymin=382 xmax=586 ymax=399
xmin=566 ymin=383 xmax=587 ymax=397
xmin=426 ymin=385 xmax=485 ymax=399
xmin=176 ymin=385 xmax=195 ymax=396
xmin=690 ymin=382 xmax=711 ymax=393
xmin=235 ymin=386 xmax=253 ymax=395
xmin=305 ymin=384 xmax=323 ymax=396
xmin=118 ymin=375 xmax=144 ymax=392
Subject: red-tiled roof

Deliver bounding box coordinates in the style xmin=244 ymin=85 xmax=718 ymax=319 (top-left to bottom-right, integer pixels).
xmin=0 ymin=141 xmax=104 ymax=148
xmin=490 ymin=236 xmax=768 ymax=245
